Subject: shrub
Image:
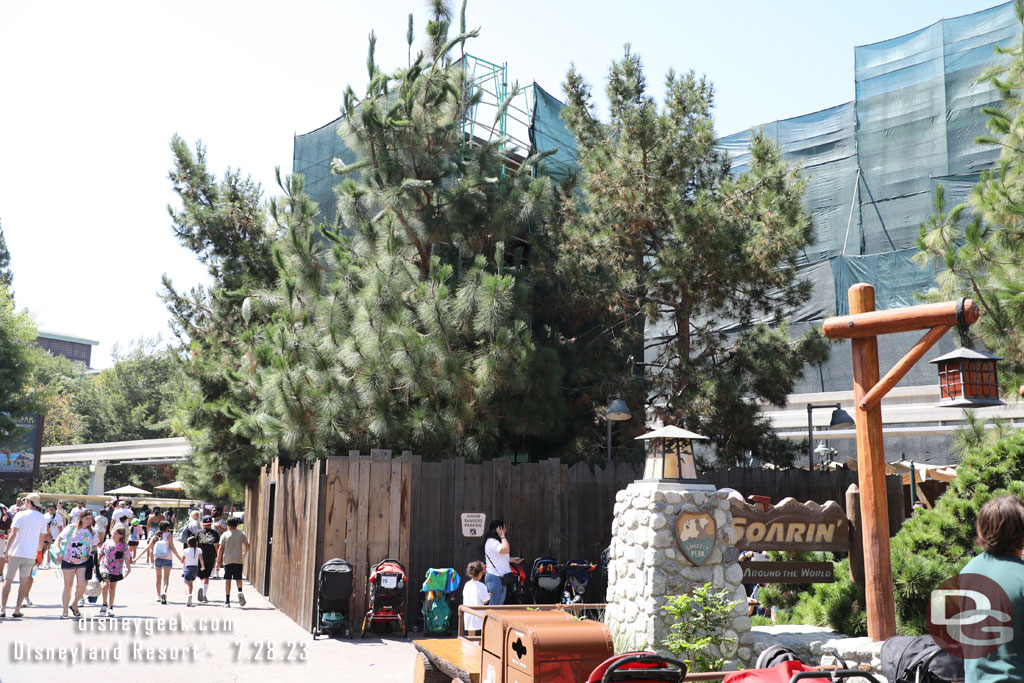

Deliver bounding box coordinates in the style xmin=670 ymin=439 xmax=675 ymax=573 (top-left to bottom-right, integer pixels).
xmin=661 ymin=583 xmax=739 ymax=672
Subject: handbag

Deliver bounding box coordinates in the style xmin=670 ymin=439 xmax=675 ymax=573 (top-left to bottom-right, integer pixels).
xmin=486 ymin=550 xmax=517 ymax=586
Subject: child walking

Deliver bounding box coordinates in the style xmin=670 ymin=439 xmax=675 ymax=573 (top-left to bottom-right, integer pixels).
xmin=462 ymin=561 xmax=490 ymax=636
xmin=182 ymin=537 xmax=203 ymax=607
xmin=215 ymin=517 xmax=250 ymax=607
xmin=98 ymin=524 xmax=131 ymax=617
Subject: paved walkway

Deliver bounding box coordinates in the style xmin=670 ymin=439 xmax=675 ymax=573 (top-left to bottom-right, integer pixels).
xmin=1 ymin=562 xmax=416 ymax=682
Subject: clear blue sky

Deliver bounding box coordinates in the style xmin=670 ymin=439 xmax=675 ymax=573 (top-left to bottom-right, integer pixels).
xmin=0 ymin=0 xmax=1009 ymax=368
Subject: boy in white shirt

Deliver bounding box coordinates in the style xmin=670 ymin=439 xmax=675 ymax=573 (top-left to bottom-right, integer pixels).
xmin=462 ymin=561 xmax=490 ymax=636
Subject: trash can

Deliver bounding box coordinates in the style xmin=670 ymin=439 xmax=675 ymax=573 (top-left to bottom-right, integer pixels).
xmin=480 ymin=610 xmax=574 ymax=683
xmin=504 ymin=620 xmax=614 ymax=683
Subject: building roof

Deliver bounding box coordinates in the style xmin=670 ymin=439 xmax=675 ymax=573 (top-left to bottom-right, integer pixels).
xmin=37 ymin=330 xmax=99 ymax=346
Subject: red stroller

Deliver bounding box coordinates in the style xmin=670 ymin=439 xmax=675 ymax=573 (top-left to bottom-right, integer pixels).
xmin=360 ymin=559 xmax=407 ymax=638
xmin=586 ymin=652 xmax=687 ymax=683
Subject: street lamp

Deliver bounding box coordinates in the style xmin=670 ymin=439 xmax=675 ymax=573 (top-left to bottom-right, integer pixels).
xmin=636 ymin=425 xmax=708 ymax=482
xmin=605 ymin=395 xmax=632 ymax=465
xmin=806 ymin=403 xmax=854 ymax=471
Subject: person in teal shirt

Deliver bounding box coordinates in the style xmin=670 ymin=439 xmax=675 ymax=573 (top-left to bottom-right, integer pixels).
xmin=961 ymin=495 xmax=1024 ymax=682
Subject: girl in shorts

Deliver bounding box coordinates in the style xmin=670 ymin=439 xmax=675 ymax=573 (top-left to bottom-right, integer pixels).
xmin=144 ymin=520 xmax=181 ymax=604
xmin=55 ymin=510 xmax=99 ymax=619
xmin=99 ymin=524 xmax=131 ymax=617
xmin=128 ymin=519 xmax=141 ymax=561
xmin=182 ymin=536 xmax=204 ymax=607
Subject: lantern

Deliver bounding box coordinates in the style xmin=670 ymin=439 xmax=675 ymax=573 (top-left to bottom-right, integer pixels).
xmin=636 ymin=426 xmax=707 ymax=482
xmin=929 ymin=347 xmax=1003 ymax=407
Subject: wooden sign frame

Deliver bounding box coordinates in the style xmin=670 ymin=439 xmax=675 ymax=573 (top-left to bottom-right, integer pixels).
xmin=731 ymin=497 xmax=849 ymax=552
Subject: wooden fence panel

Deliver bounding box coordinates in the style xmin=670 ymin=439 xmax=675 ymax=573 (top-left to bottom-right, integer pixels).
xmin=323 ymin=456 xmax=349 ymax=563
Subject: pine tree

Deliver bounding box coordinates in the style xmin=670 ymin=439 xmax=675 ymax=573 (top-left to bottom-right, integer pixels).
xmin=0 ymin=219 xmax=13 ymax=294
xmin=552 ymin=47 xmax=828 ymax=467
xmin=161 ymin=137 xmax=278 ymax=500
xmin=240 ymin=16 xmax=564 ymax=462
xmin=915 ymin=0 xmax=1024 ymax=394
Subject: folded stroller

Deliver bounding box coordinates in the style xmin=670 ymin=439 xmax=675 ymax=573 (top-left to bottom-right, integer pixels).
xmin=562 ymin=560 xmax=596 ymax=604
xmin=880 ymin=635 xmax=964 ymax=683
xmin=361 ymin=559 xmax=407 ymax=638
xmin=314 ymin=558 xmax=354 ymax=639
xmin=724 ymin=646 xmax=882 ymax=683
xmin=531 ymin=557 xmax=563 ymax=603
xmin=420 ymin=567 xmax=461 ymax=636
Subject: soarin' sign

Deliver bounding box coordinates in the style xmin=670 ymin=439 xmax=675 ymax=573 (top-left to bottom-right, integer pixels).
xmin=731 ymin=498 xmax=849 ymax=552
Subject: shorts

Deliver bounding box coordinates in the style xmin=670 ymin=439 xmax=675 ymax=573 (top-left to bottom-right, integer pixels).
xmin=223 ymin=563 xmax=243 ymax=581
xmin=128 ymin=541 xmax=139 ymax=547
xmin=100 ymin=572 xmax=123 ymax=583
xmin=4 ymin=556 xmax=35 ymax=582
xmin=198 ymin=562 xmax=213 ymax=580
xmin=0 ymin=538 xmax=6 ymax=554
xmin=154 ymin=558 xmax=173 ymax=569
xmin=183 ymin=566 xmax=199 ymax=582
xmin=61 ymin=560 xmax=88 ymax=571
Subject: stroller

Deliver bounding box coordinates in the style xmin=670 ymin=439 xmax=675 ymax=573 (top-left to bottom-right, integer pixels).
xmin=504 ymin=561 xmax=530 ymax=604
xmin=724 ymin=646 xmax=882 ymax=683
xmin=562 ymin=560 xmax=596 ymax=604
xmin=531 ymin=557 xmax=563 ymax=603
xmin=420 ymin=567 xmax=461 ymax=636
xmin=880 ymin=635 xmax=964 ymax=683
xmin=361 ymin=558 xmax=407 ymax=638
xmin=586 ymin=652 xmax=687 ymax=683
xmin=313 ymin=558 xmax=354 ymax=639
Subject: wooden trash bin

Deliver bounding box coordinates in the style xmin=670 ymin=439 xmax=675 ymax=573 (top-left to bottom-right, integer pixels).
xmin=504 ymin=620 xmax=614 ymax=683
xmin=480 ymin=610 xmax=574 ymax=683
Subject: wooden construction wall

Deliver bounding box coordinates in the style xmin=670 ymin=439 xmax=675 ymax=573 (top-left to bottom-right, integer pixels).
xmin=245 ymin=454 xmax=639 ymax=632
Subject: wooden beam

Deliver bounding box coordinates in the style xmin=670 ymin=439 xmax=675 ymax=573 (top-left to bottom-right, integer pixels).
xmin=848 ymin=283 xmax=897 ymax=641
xmin=823 ymin=299 xmax=977 ymax=339
xmin=858 ymin=325 xmax=950 ymax=411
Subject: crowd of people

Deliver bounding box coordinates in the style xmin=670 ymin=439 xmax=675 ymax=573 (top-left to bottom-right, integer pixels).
xmin=0 ymin=493 xmax=248 ymax=619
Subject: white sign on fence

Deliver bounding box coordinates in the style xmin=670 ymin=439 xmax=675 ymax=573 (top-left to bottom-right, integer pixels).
xmin=461 ymin=512 xmax=487 ymax=537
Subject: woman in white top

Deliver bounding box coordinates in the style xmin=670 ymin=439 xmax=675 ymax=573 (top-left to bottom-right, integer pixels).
xmin=482 ymin=520 xmax=523 ymax=606
xmin=143 ymin=520 xmax=182 ymax=604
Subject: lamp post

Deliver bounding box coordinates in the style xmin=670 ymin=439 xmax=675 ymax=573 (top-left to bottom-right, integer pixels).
xmin=636 ymin=425 xmax=708 ymax=482
xmin=605 ymin=395 xmax=632 ymax=466
xmin=806 ymin=403 xmax=855 ymax=471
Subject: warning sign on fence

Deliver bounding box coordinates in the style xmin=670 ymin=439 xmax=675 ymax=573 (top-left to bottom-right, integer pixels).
xmin=461 ymin=512 xmax=486 ymax=537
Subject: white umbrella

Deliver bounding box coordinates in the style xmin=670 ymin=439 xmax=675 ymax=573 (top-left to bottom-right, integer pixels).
xmin=155 ymin=481 xmax=187 ymax=513
xmin=104 ymin=485 xmax=151 ymax=496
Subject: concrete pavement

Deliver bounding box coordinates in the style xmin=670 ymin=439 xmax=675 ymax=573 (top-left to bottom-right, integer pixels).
xmin=0 ymin=562 xmax=417 ymax=682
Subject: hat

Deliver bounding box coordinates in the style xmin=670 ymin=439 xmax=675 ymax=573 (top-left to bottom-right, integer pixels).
xmin=24 ymin=493 xmax=41 ymax=509
xmin=202 ymin=515 xmax=213 ymax=524
xmin=131 ymin=518 xmax=140 ymax=525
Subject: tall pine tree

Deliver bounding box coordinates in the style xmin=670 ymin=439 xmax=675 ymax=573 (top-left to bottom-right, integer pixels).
xmin=162 ymin=137 xmax=278 ymax=500
xmin=239 ymin=11 xmax=564 ymax=461
xmin=551 ymin=47 xmax=828 ymax=467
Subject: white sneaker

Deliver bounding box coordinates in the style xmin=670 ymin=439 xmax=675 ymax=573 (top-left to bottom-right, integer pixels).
xmin=107 ymin=608 xmax=114 ymax=617
xmin=187 ymin=595 xmax=193 ymax=607
xmin=198 ymin=587 xmax=205 ymax=603
xmin=99 ymin=605 xmax=107 ymax=616
xmin=238 ymin=593 xmax=246 ymax=607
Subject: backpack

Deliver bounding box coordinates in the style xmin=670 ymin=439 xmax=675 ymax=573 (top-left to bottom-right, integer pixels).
xmin=178 ymin=524 xmax=193 ymax=546
xmin=424 ymin=593 xmax=451 ymax=635
xmin=154 ymin=532 xmax=170 ymax=558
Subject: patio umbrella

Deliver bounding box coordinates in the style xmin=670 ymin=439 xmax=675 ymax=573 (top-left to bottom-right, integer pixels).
xmin=104 ymin=485 xmax=151 ymax=497
xmin=155 ymin=481 xmax=187 ymax=514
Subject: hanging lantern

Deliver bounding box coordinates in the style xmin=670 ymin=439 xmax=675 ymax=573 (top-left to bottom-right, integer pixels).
xmin=929 ymin=299 xmax=1003 ymax=408
xmin=636 ymin=426 xmax=707 ymax=482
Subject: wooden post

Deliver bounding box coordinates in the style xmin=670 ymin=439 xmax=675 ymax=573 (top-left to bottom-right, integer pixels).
xmin=845 ymin=484 xmax=864 ymax=586
xmin=849 ymin=284 xmax=897 ymax=640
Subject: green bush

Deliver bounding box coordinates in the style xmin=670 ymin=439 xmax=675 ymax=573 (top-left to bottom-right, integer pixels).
xmin=661 ymin=583 xmax=739 ymax=673
xmin=781 ymin=429 xmax=1024 ymax=635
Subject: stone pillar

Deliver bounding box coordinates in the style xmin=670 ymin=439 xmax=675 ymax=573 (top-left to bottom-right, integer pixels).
xmin=605 ymin=481 xmax=754 ymax=669
xmin=88 ymin=462 xmax=107 ymax=497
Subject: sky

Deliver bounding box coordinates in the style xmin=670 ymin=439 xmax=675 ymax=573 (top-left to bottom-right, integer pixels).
xmin=0 ymin=0 xmax=1009 ymax=368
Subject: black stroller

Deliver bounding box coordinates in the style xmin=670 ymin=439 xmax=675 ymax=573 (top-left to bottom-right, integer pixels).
xmin=880 ymin=635 xmax=964 ymax=683
xmin=562 ymin=560 xmax=596 ymax=604
xmin=531 ymin=557 xmax=563 ymax=603
xmin=313 ymin=558 xmax=354 ymax=639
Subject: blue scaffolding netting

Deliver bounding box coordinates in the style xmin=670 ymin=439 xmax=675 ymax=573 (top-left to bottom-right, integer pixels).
xmin=293 ymin=2 xmax=1021 ymax=394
